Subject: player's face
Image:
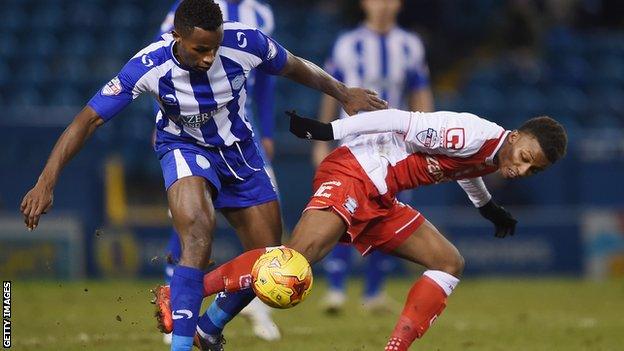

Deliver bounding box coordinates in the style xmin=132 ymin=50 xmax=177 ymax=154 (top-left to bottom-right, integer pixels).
xmin=173 ymin=26 xmax=224 ymax=72
xmin=496 ymin=131 xmax=550 ymax=179
xmin=361 ymin=0 xmax=401 ymax=23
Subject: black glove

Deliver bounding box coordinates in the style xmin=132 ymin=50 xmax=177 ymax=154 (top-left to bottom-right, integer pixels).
xmin=287 ymin=110 xmax=334 ymax=141
xmin=478 ymin=200 xmax=518 ymax=238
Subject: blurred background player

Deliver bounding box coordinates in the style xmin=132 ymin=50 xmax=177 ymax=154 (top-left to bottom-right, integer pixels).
xmin=157 ymin=0 xmax=281 ymax=344
xmin=312 ymin=0 xmax=434 ymax=314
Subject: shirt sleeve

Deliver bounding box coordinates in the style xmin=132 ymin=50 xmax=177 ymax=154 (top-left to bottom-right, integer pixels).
xmin=254 ymin=30 xmax=288 ymax=75
xmin=403 ymin=111 xmax=506 ymax=158
xmin=457 ymin=178 xmax=492 ymax=207
xmin=330 ymin=109 xmax=412 ymax=139
xmin=331 ymin=110 xmax=506 ymax=159
xmin=87 ymin=57 xmax=152 ymax=122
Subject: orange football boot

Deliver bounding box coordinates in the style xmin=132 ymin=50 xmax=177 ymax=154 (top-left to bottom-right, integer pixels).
xmin=151 ymin=285 xmax=173 ymax=333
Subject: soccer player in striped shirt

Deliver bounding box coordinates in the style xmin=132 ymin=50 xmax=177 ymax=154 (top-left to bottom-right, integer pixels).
xmin=158 ymin=0 xmax=282 ymax=344
xmin=312 ymin=0 xmax=434 ymax=314
xmin=19 ymin=1 xmax=386 ymax=350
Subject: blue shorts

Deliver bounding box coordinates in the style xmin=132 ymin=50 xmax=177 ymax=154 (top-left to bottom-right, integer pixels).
xmin=159 ymin=138 xmax=277 ymax=209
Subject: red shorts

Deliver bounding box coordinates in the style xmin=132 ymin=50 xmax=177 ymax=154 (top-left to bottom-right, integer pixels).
xmin=304 ymin=147 xmax=425 ymax=256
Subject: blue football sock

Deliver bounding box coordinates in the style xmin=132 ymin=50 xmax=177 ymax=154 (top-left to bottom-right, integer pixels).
xmin=323 ymin=244 xmax=352 ymax=291
xmin=170 ymin=265 xmax=204 ymax=350
xmin=171 ymin=335 xmax=194 ymax=351
xmin=364 ymin=250 xmax=393 ymax=298
xmin=197 ymin=289 xmax=256 ymax=336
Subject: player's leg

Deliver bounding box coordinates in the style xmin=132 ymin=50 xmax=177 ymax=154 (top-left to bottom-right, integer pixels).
xmin=237 ymin=137 xmax=284 ymax=340
xmin=321 ymin=244 xmax=352 ymax=313
xmin=195 ymin=200 xmax=282 ymax=342
xmin=364 ymin=192 xmax=413 ymax=314
xmin=167 ymin=176 xmax=218 ymax=351
xmin=200 ymin=208 xmax=346 ymax=296
xmin=194 ymin=139 xmax=282 ymax=344
xmin=384 ymin=220 xmax=464 ymax=351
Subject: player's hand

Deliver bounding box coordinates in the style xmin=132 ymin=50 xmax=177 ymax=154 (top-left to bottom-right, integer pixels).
xmin=261 ymin=137 xmax=275 ymax=161
xmin=478 ymin=200 xmax=517 ymax=238
xmin=341 ymin=87 xmax=387 ymax=116
xmin=312 ymin=141 xmax=331 ymax=167
xmin=20 ymin=182 xmax=54 ymax=231
xmin=287 ymin=111 xmax=334 ymax=141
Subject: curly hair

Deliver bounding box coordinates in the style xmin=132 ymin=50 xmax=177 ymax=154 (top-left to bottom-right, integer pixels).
xmin=174 ymin=0 xmax=223 ymax=35
xmin=519 ymin=116 xmax=568 ymax=164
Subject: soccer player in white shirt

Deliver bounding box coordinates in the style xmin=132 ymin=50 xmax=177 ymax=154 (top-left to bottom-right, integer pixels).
xmin=190 ymin=108 xmax=567 ymax=350
xmin=312 ymin=0 xmax=434 ymax=314
xmin=19 ymin=1 xmax=386 ymax=350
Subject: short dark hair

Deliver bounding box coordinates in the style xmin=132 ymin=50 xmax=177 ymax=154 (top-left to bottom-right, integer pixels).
xmin=174 ymin=0 xmax=223 ymax=35
xmin=519 ymin=116 xmax=568 ymax=164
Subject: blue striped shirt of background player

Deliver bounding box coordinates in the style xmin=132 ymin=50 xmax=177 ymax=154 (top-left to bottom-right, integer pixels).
xmin=159 ymin=0 xmax=277 ymax=156
xmin=88 ymin=22 xmax=287 ymax=157
xmin=326 ymin=25 xmax=431 ymax=123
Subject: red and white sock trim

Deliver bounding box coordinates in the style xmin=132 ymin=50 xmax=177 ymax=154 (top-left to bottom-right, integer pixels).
xmin=423 ymin=270 xmax=460 ymax=296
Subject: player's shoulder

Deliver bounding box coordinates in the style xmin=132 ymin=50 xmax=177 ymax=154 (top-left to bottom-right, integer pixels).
xmin=446 ymin=111 xmax=505 ymax=138
xmin=125 ymin=35 xmax=174 ymax=72
xmin=394 ymin=27 xmax=425 ymax=50
xmin=221 ymin=21 xmax=275 ymax=63
xmin=331 ymin=26 xmax=365 ymax=52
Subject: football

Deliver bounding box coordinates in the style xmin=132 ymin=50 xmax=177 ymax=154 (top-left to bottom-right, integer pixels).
xmin=251 ymin=247 xmax=314 ymax=309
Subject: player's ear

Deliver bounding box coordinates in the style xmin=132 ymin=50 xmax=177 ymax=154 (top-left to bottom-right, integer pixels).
xmin=172 ymin=30 xmax=182 ymax=42
xmin=507 ymin=130 xmax=520 ymax=144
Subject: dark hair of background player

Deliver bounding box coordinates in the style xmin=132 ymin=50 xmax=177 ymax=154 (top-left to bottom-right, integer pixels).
xmin=519 ymin=116 xmax=568 ymax=164
xmin=174 ymin=0 xmax=224 ymax=35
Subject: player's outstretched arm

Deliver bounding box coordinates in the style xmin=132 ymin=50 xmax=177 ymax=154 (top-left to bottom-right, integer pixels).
xmin=279 ymin=52 xmax=387 ymax=115
xmin=20 ymin=106 xmax=104 ymax=230
xmin=288 ymin=109 xmax=412 ymax=141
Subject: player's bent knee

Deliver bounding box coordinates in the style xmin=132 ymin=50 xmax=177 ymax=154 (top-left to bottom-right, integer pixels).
xmin=440 ymin=250 xmax=465 ymax=278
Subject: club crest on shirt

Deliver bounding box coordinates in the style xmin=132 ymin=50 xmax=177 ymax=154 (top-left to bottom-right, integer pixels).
xmin=102 ymin=76 xmax=122 ymax=96
xmin=231 ymin=75 xmax=245 ymax=91
xmin=416 ymin=128 xmax=438 ymax=148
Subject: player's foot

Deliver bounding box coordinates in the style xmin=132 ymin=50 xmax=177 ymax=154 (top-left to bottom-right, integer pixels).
xmin=194 ymin=332 xmax=226 ymax=351
xmin=239 ymin=298 xmax=281 ymax=341
xmin=362 ymin=293 xmax=401 ymax=315
xmin=385 ymin=337 xmax=408 ymax=351
xmin=151 ymin=285 xmax=173 ymax=333
xmin=162 ymin=332 xmax=172 ymax=345
xmin=321 ymin=289 xmax=346 ymax=315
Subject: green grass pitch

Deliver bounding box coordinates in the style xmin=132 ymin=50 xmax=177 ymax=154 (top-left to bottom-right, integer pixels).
xmin=11 ymin=278 xmax=624 ymax=350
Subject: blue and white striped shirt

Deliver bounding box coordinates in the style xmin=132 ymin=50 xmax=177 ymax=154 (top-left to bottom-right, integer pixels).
xmin=158 ymin=0 xmax=277 ymax=139
xmin=88 ymin=22 xmax=287 ymax=157
xmin=326 ymin=25 xmax=429 ymax=119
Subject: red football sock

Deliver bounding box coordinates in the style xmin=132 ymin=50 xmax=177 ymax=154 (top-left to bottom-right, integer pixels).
xmin=202 ymin=248 xmax=266 ymax=296
xmin=385 ymin=275 xmax=450 ymax=350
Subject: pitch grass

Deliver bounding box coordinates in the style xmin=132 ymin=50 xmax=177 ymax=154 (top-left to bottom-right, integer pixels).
xmin=11 ymin=278 xmax=624 ymax=350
